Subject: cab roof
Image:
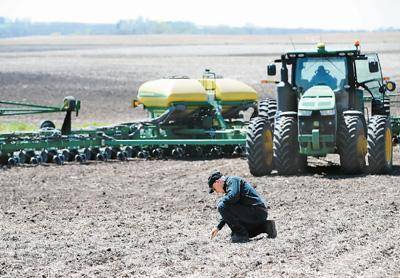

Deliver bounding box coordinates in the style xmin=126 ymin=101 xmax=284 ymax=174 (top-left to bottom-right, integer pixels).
xmin=275 ymin=43 xmax=367 ymax=62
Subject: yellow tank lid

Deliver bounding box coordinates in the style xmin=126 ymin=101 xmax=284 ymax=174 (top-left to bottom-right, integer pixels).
xmin=138 ymin=79 xmax=208 ymax=108
xmin=214 ymin=78 xmax=258 ymax=102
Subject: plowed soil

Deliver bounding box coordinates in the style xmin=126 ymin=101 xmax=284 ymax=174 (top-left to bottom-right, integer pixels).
xmin=1 ymin=33 xmax=400 ymax=277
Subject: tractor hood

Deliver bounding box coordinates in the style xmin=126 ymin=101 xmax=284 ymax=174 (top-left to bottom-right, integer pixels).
xmin=298 ymin=85 xmax=336 ymax=111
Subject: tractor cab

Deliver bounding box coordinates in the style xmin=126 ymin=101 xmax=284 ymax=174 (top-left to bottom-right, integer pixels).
xmin=267 ymin=42 xmax=396 ymax=115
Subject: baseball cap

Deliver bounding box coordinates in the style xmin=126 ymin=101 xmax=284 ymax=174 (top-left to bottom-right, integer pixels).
xmin=208 ymin=170 xmax=223 ymax=193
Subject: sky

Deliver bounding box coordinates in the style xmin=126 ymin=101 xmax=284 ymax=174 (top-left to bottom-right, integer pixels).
xmin=1 ymin=0 xmax=399 ymax=30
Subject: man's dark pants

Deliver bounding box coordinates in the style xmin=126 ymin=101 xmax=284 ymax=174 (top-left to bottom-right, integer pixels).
xmin=218 ymin=203 xmax=268 ymax=238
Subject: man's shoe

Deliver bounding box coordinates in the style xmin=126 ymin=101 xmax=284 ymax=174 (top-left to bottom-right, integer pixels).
xmin=265 ymin=220 xmax=277 ymax=239
xmin=231 ymin=233 xmax=249 ymax=243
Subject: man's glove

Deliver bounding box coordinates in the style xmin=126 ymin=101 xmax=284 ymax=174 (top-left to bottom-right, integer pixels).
xmin=210 ymin=227 xmax=219 ymax=240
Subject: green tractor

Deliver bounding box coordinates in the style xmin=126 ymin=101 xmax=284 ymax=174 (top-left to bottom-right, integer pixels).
xmin=247 ymin=42 xmax=398 ymax=176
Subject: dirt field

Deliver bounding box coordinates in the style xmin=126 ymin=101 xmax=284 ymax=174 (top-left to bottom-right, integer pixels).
xmin=1 ymin=33 xmax=400 ymax=277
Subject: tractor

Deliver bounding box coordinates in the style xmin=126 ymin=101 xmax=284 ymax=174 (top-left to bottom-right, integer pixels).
xmin=247 ymin=41 xmax=398 ymax=175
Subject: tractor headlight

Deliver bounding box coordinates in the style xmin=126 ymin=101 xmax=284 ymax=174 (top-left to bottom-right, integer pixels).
xmin=320 ymin=109 xmax=336 ymax=116
xmin=298 ymin=110 xmax=313 ymax=116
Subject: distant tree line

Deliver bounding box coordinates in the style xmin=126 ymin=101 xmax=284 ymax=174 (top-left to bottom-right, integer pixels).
xmin=0 ymin=17 xmax=115 ymax=37
xmin=115 ymin=17 xmax=334 ymax=35
xmin=0 ymin=16 xmax=398 ymax=38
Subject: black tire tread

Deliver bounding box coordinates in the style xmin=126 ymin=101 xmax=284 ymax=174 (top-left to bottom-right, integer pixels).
xmin=258 ymin=98 xmax=277 ymax=125
xmin=337 ymin=115 xmax=366 ymax=174
xmin=246 ymin=117 xmax=273 ymax=176
xmin=367 ymin=115 xmax=392 ymax=174
xmin=273 ymin=116 xmax=301 ymax=175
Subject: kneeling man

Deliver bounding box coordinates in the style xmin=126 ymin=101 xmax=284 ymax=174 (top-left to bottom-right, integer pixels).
xmin=208 ymin=171 xmax=277 ymax=243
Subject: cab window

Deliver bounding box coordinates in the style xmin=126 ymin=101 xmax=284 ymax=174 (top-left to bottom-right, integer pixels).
xmin=355 ymin=53 xmax=383 ymax=96
xmin=295 ymin=57 xmax=348 ymax=92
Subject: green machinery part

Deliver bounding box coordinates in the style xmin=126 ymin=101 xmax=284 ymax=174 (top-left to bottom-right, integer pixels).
xmin=0 ymin=96 xmax=80 ymax=135
xmin=0 ymin=73 xmax=255 ymax=166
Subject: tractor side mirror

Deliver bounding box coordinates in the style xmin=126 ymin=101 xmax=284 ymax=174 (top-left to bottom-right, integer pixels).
xmin=267 ymin=64 xmax=276 ymax=76
xmin=386 ymin=81 xmax=396 ymax=92
xmin=369 ymin=61 xmax=379 ymax=73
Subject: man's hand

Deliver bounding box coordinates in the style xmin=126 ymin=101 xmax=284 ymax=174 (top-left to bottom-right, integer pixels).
xmin=211 ymin=227 xmax=219 ymax=240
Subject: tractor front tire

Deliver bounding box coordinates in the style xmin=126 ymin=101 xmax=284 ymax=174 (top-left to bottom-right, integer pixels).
xmin=367 ymin=115 xmax=393 ymax=174
xmin=337 ymin=115 xmax=367 ymax=174
xmin=246 ymin=117 xmax=274 ymax=176
xmin=273 ymin=116 xmax=302 ymax=175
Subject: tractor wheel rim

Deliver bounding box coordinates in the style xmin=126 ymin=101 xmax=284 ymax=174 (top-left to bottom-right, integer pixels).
xmin=264 ymin=129 xmax=273 ymax=166
xmin=385 ymin=128 xmax=392 ymax=163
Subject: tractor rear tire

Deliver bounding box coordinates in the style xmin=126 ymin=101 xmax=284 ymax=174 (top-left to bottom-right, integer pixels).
xmin=273 ymin=116 xmax=302 ymax=175
xmin=246 ymin=117 xmax=274 ymax=176
xmin=258 ymin=98 xmax=277 ymax=126
xmin=337 ymin=115 xmax=367 ymax=174
xmin=367 ymin=115 xmax=393 ymax=174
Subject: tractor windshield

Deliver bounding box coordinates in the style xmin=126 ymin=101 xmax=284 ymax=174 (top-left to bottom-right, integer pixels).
xmin=295 ymin=57 xmax=348 ymax=92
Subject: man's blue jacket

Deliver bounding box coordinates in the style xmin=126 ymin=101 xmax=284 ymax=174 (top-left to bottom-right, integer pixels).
xmin=216 ymin=176 xmax=267 ymax=230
